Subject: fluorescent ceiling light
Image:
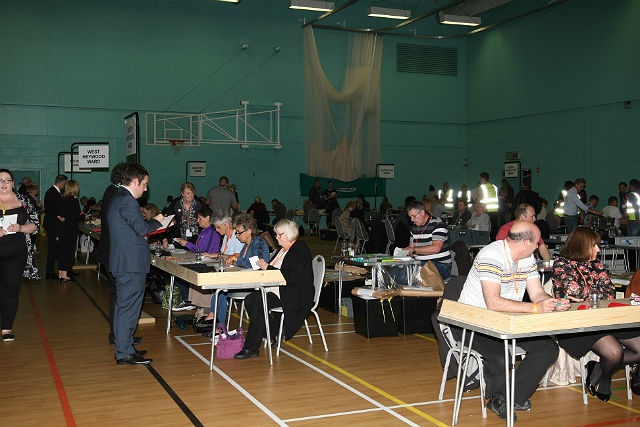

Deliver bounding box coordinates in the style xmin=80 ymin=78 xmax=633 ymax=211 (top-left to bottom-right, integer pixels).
xmin=289 ymin=0 xmax=334 ymax=12
xmin=215 ymin=0 xmax=240 ymax=3
xmin=367 ymin=6 xmax=411 ymax=19
xmin=438 ymin=12 xmax=481 ymax=26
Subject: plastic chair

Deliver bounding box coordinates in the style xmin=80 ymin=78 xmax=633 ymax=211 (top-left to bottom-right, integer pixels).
xmin=272 ymin=255 xmax=328 ymax=355
xmin=226 ymin=292 xmax=251 ymax=329
xmin=308 ymin=208 xmax=320 ymax=236
xmin=353 ymin=218 xmax=369 ymax=255
xmin=333 ymin=216 xmax=349 ymax=253
xmin=384 ymin=218 xmax=396 ymax=255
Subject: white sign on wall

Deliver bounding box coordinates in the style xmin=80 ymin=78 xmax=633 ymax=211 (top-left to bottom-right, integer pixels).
xmin=64 ymin=154 xmax=90 ymax=173
xmin=189 ymin=162 xmax=206 ymax=177
xmin=376 ymin=164 xmax=395 ymax=179
xmin=504 ymin=162 xmax=520 ymax=178
xmin=78 ymin=145 xmax=110 ymax=168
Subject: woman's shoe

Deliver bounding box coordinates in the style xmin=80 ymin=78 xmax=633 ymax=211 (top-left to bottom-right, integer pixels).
xmin=2 ymin=332 xmax=15 ymax=342
xmin=595 ymin=391 xmax=610 ymax=402
xmin=233 ymin=348 xmax=259 ymax=359
xmin=585 ymin=361 xmax=598 ymax=396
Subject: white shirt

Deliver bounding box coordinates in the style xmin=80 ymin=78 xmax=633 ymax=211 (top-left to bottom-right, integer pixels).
xmin=602 ymin=205 xmax=623 ymax=228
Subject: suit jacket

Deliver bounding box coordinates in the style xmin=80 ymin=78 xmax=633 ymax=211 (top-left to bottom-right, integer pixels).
xmin=107 ymin=186 xmax=161 ymax=274
xmin=97 ymin=184 xmax=117 ymax=267
xmin=269 ymin=239 xmax=314 ymax=340
xmin=43 ymin=185 xmax=62 ymax=232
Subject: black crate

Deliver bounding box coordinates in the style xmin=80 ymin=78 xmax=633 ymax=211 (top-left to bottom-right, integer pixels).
xmin=319 ymin=278 xmax=365 ymax=313
xmin=352 ymin=295 xmax=400 ymax=338
xmin=398 ymin=296 xmax=438 ymax=335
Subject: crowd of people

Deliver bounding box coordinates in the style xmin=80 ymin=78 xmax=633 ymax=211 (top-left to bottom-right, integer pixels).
xmin=3 ymin=164 xmax=640 ymax=420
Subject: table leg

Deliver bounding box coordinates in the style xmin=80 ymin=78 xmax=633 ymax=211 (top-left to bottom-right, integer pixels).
xmin=503 ymin=338 xmax=516 ymax=427
xmin=337 ymin=260 xmax=344 ymax=316
xmin=452 ymin=328 xmax=475 ymax=425
xmin=261 ymin=288 xmax=274 ymax=366
xmin=209 ymin=288 xmax=222 ymax=370
xmin=165 ymin=275 xmax=174 ymax=335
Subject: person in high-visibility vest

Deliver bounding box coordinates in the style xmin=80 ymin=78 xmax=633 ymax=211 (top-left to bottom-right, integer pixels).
xmin=554 ymin=181 xmax=573 ymax=218
xmin=626 ymin=179 xmax=640 ymax=236
xmin=458 ymin=184 xmax=472 ymax=208
xmin=438 ymin=182 xmax=454 ymax=211
xmin=478 ymin=172 xmax=499 ymax=240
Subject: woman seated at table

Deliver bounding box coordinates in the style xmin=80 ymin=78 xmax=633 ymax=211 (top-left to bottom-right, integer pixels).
xmin=552 ymin=226 xmax=640 ymax=401
xmin=189 ymin=211 xmax=244 ymax=324
xmin=234 ymin=219 xmax=315 ymax=359
xmin=171 ymin=207 xmax=221 ymax=309
xmin=201 ymin=213 xmax=270 ymax=324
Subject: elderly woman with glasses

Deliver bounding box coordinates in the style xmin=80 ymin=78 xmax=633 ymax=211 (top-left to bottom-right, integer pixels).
xmin=200 ymin=213 xmax=269 ymax=326
xmin=552 ymin=226 xmax=640 ymax=401
xmin=234 ymin=219 xmax=315 ymax=359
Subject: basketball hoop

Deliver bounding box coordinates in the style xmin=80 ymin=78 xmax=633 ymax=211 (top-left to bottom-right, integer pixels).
xmin=170 ymin=139 xmax=184 ymax=155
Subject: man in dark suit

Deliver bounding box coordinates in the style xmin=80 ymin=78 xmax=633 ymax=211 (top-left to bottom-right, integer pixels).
xmin=107 ymin=163 xmax=163 ymax=365
xmin=97 ymin=163 xmax=142 ymax=346
xmin=43 ymin=174 xmax=67 ymax=279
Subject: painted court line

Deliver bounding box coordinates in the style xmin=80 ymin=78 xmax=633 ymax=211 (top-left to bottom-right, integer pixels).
xmin=26 ymin=284 xmax=77 ymax=427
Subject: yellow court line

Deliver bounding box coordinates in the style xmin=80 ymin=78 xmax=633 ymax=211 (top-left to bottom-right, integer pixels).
xmin=284 ymin=341 xmax=450 ymax=427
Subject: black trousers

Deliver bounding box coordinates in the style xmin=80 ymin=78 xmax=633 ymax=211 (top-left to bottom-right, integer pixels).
xmin=45 ymin=226 xmax=60 ymax=275
xmin=0 ymin=238 xmax=27 ymax=330
xmin=243 ymin=291 xmax=282 ymax=353
xmin=452 ymin=329 xmax=558 ymax=404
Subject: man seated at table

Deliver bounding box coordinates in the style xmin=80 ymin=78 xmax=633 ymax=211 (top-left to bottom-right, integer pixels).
xmin=449 ymin=199 xmax=471 ymax=227
xmin=456 ymin=220 xmax=570 ymax=421
xmin=495 ymin=203 xmax=551 ymax=260
xmin=390 ymin=201 xmax=451 ymax=285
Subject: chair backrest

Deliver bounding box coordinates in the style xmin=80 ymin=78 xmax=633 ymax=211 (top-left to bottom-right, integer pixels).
xmin=335 ymin=216 xmax=347 ymax=239
xmin=311 ymin=254 xmax=326 ymax=310
xmin=332 ymin=208 xmax=342 ymax=223
xmin=354 ymin=218 xmax=369 ymax=240
xmin=449 ymin=240 xmax=473 ymax=277
xmin=308 ymin=208 xmax=320 ymax=223
xmin=384 ymin=218 xmax=395 ymax=244
xmin=285 ymin=209 xmax=295 ymax=220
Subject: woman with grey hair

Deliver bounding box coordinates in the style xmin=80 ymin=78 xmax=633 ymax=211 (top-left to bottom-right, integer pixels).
xmin=234 ymin=219 xmax=315 ymax=359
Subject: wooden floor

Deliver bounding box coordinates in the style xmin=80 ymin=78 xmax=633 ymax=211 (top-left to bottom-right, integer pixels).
xmin=2 ymin=234 xmax=640 ymax=427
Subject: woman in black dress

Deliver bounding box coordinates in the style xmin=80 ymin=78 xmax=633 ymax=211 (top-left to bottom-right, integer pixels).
xmin=552 ymin=226 xmax=640 ymax=401
xmin=0 ymin=169 xmax=39 ymax=341
xmin=58 ymin=180 xmax=81 ymax=282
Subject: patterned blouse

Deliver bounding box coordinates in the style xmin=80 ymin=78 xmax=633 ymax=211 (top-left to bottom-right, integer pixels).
xmin=551 ymin=256 xmax=615 ymax=301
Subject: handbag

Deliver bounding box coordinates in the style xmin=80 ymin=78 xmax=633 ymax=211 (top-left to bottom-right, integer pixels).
xmin=161 ymin=283 xmax=183 ymax=310
xmin=215 ymin=323 xmax=245 ymax=359
xmin=412 ymin=260 xmax=445 ymax=290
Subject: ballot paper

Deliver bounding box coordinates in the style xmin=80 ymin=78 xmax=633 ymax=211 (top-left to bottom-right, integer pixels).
xmin=0 ymin=214 xmax=17 ymax=234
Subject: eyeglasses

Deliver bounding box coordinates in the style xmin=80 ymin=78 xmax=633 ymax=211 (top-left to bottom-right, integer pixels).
xmin=275 ymin=232 xmax=285 ymax=239
xmin=0 ymin=179 xmax=13 ymax=184
xmin=236 ymin=229 xmax=249 ymax=236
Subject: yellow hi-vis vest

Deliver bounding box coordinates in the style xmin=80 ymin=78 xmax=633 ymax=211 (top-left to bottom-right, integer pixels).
xmin=627 ymin=192 xmax=640 ymax=220
xmin=458 ymin=190 xmax=472 ymax=208
xmin=480 ymin=183 xmax=499 ymax=212
xmin=554 ymin=190 xmax=568 ymax=217
xmin=439 ymin=189 xmax=454 ymax=209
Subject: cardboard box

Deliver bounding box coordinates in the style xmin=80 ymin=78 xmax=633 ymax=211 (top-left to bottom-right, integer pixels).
xmin=352 ymin=295 xmax=400 ymax=338
xmin=398 ymin=296 xmax=438 ymax=335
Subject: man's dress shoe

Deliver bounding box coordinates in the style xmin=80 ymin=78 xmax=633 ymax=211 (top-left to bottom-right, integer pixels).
xmin=116 ymin=353 xmax=152 ymax=365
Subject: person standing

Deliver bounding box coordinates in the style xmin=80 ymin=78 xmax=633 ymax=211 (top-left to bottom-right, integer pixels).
xmin=309 ymin=179 xmax=323 ymax=209
xmin=626 ymin=179 xmax=640 ymax=237
xmin=206 ymin=176 xmax=238 ymax=215
xmin=57 ymin=180 xmax=81 ymax=282
xmin=563 ymin=178 xmax=599 ymax=233
xmin=43 ymin=174 xmax=67 ymax=280
xmin=457 ymin=220 xmax=569 ymax=421
xmin=478 ymin=172 xmax=499 ymax=240
xmin=0 ymin=169 xmax=39 ymax=341
xmin=108 ymin=163 xmax=163 ymax=365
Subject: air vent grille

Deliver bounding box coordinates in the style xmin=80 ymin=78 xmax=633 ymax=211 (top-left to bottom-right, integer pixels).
xmin=396 ymin=44 xmax=457 ymax=76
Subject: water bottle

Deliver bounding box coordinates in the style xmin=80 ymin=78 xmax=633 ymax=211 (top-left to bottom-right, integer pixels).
xmin=341 ymin=241 xmax=348 ymax=257
xmin=196 ymin=248 xmax=202 ymax=262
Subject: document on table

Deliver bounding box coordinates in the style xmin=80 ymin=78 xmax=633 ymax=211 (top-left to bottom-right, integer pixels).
xmin=249 ymin=256 xmax=260 ymax=270
xmin=0 ymin=214 xmax=17 ymax=234
xmin=393 ymin=247 xmax=409 ymax=257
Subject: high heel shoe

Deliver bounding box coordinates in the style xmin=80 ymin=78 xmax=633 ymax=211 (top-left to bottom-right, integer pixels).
xmin=585 ymin=361 xmax=598 ymax=396
xmin=595 ymin=390 xmax=610 ymax=402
